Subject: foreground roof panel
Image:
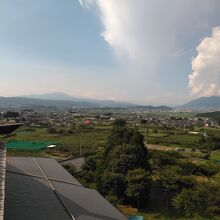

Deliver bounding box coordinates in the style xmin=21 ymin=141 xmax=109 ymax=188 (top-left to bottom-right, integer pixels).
xmin=6 ymin=157 xmax=44 ymax=177
xmin=4 ymin=172 xmax=71 ymax=220
xmin=4 ymin=157 xmax=127 ymax=220
xmin=35 ymin=158 xmax=81 ymax=185
xmin=0 ymin=124 xmax=23 ymax=135
xmin=52 ymin=180 xmax=127 ymax=220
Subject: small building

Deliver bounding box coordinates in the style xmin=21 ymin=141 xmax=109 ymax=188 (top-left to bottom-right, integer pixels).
xmin=84 ymin=120 xmax=92 ymax=125
xmin=47 ymin=144 xmax=57 ymax=149
xmin=189 ymin=131 xmax=199 ymax=135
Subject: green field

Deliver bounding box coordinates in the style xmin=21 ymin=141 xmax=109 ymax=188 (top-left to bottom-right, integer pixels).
xmin=3 ymin=122 xmax=220 ymax=153
xmin=4 ymin=125 xmax=110 ymax=153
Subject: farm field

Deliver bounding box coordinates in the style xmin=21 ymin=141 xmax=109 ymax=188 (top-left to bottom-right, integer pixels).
xmin=4 ymin=120 xmax=220 ymax=159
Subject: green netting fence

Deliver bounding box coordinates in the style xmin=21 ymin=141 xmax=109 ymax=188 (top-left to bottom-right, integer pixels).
xmin=6 ymin=140 xmax=58 ymax=150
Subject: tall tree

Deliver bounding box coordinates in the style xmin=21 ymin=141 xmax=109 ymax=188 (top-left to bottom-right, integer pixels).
xmin=126 ymin=168 xmax=151 ymax=208
xmin=159 ymin=165 xmax=182 ymax=209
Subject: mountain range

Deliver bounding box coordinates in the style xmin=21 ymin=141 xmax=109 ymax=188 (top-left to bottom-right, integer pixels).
xmin=22 ymin=93 xmax=220 ymax=110
xmin=21 ymin=92 xmax=134 ymax=108
xmin=0 ymin=93 xmax=220 ymax=111
xmin=178 ymin=96 xmax=220 ymax=110
xmin=0 ymin=93 xmax=171 ymax=111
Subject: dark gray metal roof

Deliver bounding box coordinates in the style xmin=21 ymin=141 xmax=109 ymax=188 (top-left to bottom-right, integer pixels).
xmin=4 ymin=157 xmax=127 ymax=220
xmin=51 ymin=180 xmax=127 ymax=220
xmin=0 ymin=124 xmax=23 ymax=135
xmin=4 ymin=172 xmax=71 ymax=220
xmin=35 ymin=158 xmax=81 ymax=185
xmin=6 ymin=157 xmax=44 ymax=177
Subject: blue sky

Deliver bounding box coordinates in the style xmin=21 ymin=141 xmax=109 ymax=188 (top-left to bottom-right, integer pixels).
xmin=1 ymin=0 xmax=220 ymax=105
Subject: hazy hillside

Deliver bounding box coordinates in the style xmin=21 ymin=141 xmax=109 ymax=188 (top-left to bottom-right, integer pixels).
xmin=20 ymin=93 xmax=172 ymax=110
xmin=0 ymin=95 xmax=172 ymax=111
xmin=0 ymin=96 xmax=97 ymax=110
xmin=178 ymin=96 xmax=220 ymax=110
xmin=21 ymin=92 xmax=135 ymax=108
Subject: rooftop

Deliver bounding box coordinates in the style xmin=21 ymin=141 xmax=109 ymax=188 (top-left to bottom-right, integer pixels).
xmin=0 ymin=123 xmax=23 ymax=135
xmin=4 ymin=157 xmax=127 ymax=220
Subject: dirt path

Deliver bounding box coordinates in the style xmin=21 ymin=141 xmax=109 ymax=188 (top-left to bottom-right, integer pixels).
xmin=147 ymin=144 xmax=176 ymax=151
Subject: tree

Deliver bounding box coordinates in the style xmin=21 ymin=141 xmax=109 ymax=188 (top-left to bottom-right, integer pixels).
xmin=159 ymin=165 xmax=182 ymax=209
xmin=160 ymin=166 xmax=181 ymax=192
xmin=195 ymin=162 xmax=219 ymax=178
xmin=78 ymin=120 xmax=151 ymax=207
xmin=57 ymin=128 xmax=65 ymax=135
xmin=173 ymin=182 xmax=220 ymax=217
xmin=172 ymin=188 xmax=200 ymax=217
xmin=3 ymin=111 xmax=19 ymax=118
xmin=176 ymin=159 xmax=197 ymax=175
xmin=140 ymin=119 xmax=147 ymax=124
xmin=47 ymin=127 xmax=57 ymax=134
xmin=106 ymin=143 xmax=149 ymax=174
xmin=104 ymin=123 xmax=149 ymax=171
xmin=113 ymin=118 xmax=127 ymax=127
xmin=82 ymin=155 xmax=97 ymax=172
xmin=102 ymin=120 xmax=151 ymax=206
xmin=99 ymin=171 xmax=125 ymax=203
xmin=178 ymin=175 xmax=196 ymax=189
xmin=150 ymin=151 xmax=180 ymax=168
xmin=126 ymin=168 xmax=151 ymax=208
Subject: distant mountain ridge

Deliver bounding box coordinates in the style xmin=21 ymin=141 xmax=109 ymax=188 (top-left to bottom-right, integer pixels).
xmin=22 ymin=92 xmax=77 ymax=101
xmin=0 ymin=96 xmax=97 ymax=110
xmin=0 ymin=93 xmax=172 ymax=110
xmin=20 ymin=92 xmax=135 ymax=108
xmin=179 ymin=96 xmax=220 ymax=110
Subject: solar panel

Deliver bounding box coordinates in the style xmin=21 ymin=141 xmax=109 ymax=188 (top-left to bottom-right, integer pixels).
xmin=5 ymin=157 xmax=127 ymax=220
xmin=4 ymin=172 xmax=71 ymax=220
xmin=35 ymin=158 xmax=81 ymax=185
xmin=51 ymin=181 xmax=127 ymax=220
xmin=0 ymin=124 xmax=23 ymax=135
xmin=6 ymin=157 xmax=43 ymax=177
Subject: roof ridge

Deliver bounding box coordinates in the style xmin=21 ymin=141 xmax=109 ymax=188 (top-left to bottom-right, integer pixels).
xmin=33 ymin=158 xmax=76 ymax=220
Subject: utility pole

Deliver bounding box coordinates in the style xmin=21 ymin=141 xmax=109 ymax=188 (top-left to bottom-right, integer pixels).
xmin=79 ymin=136 xmax=82 ymax=156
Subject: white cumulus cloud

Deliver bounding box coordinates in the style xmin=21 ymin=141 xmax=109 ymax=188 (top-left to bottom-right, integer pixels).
xmin=79 ymin=1 xmax=220 ymax=69
xmin=79 ymin=0 xmax=220 ymax=103
xmin=79 ymin=0 xmax=177 ymax=69
xmin=189 ymin=27 xmax=220 ymax=97
xmin=78 ymin=0 xmax=94 ymax=9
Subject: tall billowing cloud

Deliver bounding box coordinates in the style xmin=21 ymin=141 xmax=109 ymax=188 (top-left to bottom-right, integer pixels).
xmin=79 ymin=0 xmax=220 ymax=103
xmin=78 ymin=0 xmax=94 ymax=9
xmin=189 ymin=27 xmax=220 ymax=97
xmin=79 ymin=0 xmax=177 ymax=68
xmin=79 ymin=1 xmax=220 ymax=68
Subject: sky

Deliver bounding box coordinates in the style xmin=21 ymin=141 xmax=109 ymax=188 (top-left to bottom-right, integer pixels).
xmin=1 ymin=0 xmax=220 ymax=105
